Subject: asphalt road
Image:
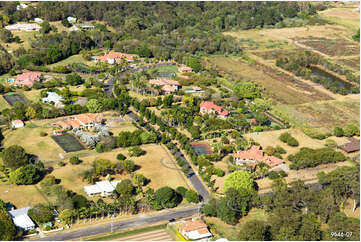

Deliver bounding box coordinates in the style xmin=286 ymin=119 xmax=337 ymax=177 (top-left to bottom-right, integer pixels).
xmin=33 ymin=206 xmax=201 ymax=241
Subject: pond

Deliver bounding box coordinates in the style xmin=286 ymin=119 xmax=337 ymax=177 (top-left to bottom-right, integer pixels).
xmin=310 ymin=66 xmax=354 ymax=92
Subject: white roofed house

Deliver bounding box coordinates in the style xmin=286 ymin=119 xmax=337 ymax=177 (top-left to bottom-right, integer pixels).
xmin=34 ymin=18 xmax=44 ymax=24
xmin=84 ymin=180 xmax=121 ymax=197
xmin=8 ymin=206 xmax=36 ymax=231
xmin=67 ymin=16 xmax=77 ymax=23
xmin=42 ymin=92 xmax=64 ymax=108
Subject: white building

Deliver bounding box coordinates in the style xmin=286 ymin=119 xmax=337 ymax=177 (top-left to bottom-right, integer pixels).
xmin=69 ymin=25 xmax=80 ymax=32
xmin=84 ymin=180 xmax=121 ymax=197
xmin=67 ymin=16 xmax=77 ymax=23
xmin=8 ymin=206 xmax=36 ymax=231
xmin=42 ymin=92 xmax=64 ymax=108
xmin=12 ymin=120 xmax=24 ymax=129
xmin=34 ymin=18 xmax=44 ymax=24
xmin=16 ymin=3 xmax=28 ymax=10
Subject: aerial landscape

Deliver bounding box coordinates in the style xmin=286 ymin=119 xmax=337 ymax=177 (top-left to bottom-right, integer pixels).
xmin=0 ymin=1 xmax=360 ymax=241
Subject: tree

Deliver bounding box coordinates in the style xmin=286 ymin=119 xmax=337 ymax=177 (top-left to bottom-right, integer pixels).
xmin=61 ymin=18 xmax=72 ymax=27
xmin=238 ymin=220 xmax=270 ymax=241
xmin=0 ymin=28 xmax=14 ymax=43
xmin=58 ymin=209 xmax=74 ymax=225
xmin=86 ymin=99 xmax=103 ymax=113
xmin=9 ymin=165 xmax=41 ymax=185
xmin=116 ymin=179 xmax=134 ymax=197
xmin=65 ymin=73 xmax=83 ymax=86
xmin=69 ymin=156 xmax=81 ymax=165
xmin=326 ymin=212 xmax=360 ymax=241
xmin=28 ymin=204 xmax=54 ymax=225
xmin=333 ymin=127 xmax=344 ymax=137
xmin=176 ymin=186 xmax=188 ymax=198
xmin=40 ymin=21 xmax=51 ymax=34
xmin=155 ymin=186 xmax=179 ymax=209
xmin=298 ymin=213 xmax=321 ymax=241
xmin=116 ymin=153 xmax=126 ymax=161
xmin=352 ymin=28 xmax=360 ymax=42
xmin=71 ymin=195 xmax=90 ymax=209
xmin=0 ymin=200 xmax=17 ymax=240
xmin=234 ymin=82 xmax=261 ymax=99
xmin=343 ymin=124 xmax=359 ymax=137
xmin=128 ymin=146 xmax=146 ymax=157
xmin=185 ymin=190 xmax=199 ymax=203
xmin=217 ymin=197 xmax=239 ymax=225
xmin=132 ymin=173 xmax=147 ymax=187
xmin=223 ymin=170 xmax=254 ymax=193
xmin=185 ymin=56 xmax=203 ymax=72
xmin=2 ymin=145 xmax=28 ymax=170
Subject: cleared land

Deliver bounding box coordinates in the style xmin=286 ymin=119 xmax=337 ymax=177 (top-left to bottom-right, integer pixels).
xmin=205 ymin=56 xmax=332 ymax=105
xmin=0 ymin=95 xmax=11 ymax=111
xmin=108 ymin=229 xmax=173 ymax=241
xmin=273 ymin=94 xmax=360 ymax=133
xmin=319 ymin=6 xmax=360 ymax=32
xmin=0 ymin=183 xmax=47 ymax=208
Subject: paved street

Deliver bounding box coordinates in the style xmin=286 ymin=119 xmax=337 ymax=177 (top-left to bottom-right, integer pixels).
xmin=32 ymin=206 xmax=200 ymax=241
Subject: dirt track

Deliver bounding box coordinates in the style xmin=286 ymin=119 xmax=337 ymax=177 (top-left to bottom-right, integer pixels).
xmin=110 ymin=229 xmax=174 ymax=241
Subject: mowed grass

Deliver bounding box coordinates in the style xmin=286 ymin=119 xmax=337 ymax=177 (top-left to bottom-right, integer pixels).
xmin=80 ymin=144 xmax=193 ymax=191
xmin=2 ymin=121 xmax=64 ymax=161
xmin=1 ymin=30 xmax=36 ymax=52
xmin=46 ymin=54 xmax=94 ymax=68
xmin=204 ymin=208 xmax=268 ymax=240
xmin=205 ymin=56 xmax=331 ymax=105
xmin=0 ymin=95 xmax=11 ymax=111
xmin=273 ymin=94 xmax=360 ymax=133
xmin=0 ymin=183 xmax=47 ymax=208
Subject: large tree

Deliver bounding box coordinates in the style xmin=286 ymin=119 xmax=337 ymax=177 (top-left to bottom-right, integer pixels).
xmin=238 ymin=220 xmax=270 ymax=241
xmin=2 ymin=145 xmax=28 ymax=170
xmin=9 ymin=165 xmax=41 ymax=185
xmin=223 ymin=170 xmax=254 ymax=193
xmin=0 ymin=200 xmax=17 ymax=240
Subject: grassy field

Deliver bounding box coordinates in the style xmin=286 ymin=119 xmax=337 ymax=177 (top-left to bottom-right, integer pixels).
xmin=46 ymin=54 xmax=93 ymax=68
xmin=0 ymin=183 xmax=48 ymax=208
xmin=204 ymin=56 xmax=332 ymax=105
xmin=273 ymin=94 xmax=360 ymax=133
xmin=1 ymin=30 xmax=36 ymax=52
xmin=319 ymin=7 xmax=360 ymax=32
xmin=204 ymin=208 xmax=268 ymax=240
xmin=0 ymin=95 xmax=11 ymax=111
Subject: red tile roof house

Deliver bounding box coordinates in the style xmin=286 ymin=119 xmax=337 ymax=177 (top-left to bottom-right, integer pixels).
xmin=149 ymin=78 xmax=180 ymax=94
xmin=178 ymin=65 xmax=193 ymax=73
xmin=232 ymin=145 xmax=284 ymax=168
xmin=199 ymin=101 xmax=229 ymax=119
xmin=179 ymin=219 xmax=213 ymax=240
xmin=96 ymin=52 xmax=138 ymax=64
xmin=11 ymin=120 xmax=24 ymax=129
xmin=51 ymin=113 xmax=103 ymax=130
xmin=13 ymin=72 xmax=42 ymax=87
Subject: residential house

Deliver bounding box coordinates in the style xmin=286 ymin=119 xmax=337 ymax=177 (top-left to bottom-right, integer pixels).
xmin=8 ymin=206 xmax=36 ymax=231
xmin=12 ymin=120 xmax=24 ymax=129
xmin=67 ymin=16 xmax=77 ymax=23
xmin=13 ymin=72 xmax=42 ymax=87
xmin=5 ymin=23 xmax=40 ymax=31
xmin=16 ymin=3 xmax=28 ymax=10
xmin=84 ymin=180 xmax=121 ymax=197
xmin=34 ymin=18 xmax=44 ymax=24
xmin=178 ymin=66 xmax=193 ymax=73
xmin=199 ymin=101 xmax=229 ymax=119
xmin=338 ymin=137 xmax=360 ymax=153
xmin=149 ymin=78 xmax=180 ymax=94
xmin=232 ymin=145 xmax=284 ymax=168
xmin=42 ymin=92 xmax=64 ymax=108
xmin=179 ymin=219 xmax=212 ymax=241
xmin=51 ymin=113 xmax=103 ymax=130
xmin=96 ymin=52 xmax=138 ymax=64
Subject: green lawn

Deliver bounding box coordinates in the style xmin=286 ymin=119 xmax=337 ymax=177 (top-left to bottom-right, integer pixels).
xmin=151 ymin=65 xmax=178 ymax=73
xmin=46 ymin=54 xmax=93 ymax=68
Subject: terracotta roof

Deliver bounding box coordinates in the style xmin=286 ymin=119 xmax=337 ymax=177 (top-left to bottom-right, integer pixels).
xmin=233 ymin=146 xmax=264 ymax=161
xmin=53 ymin=113 xmax=103 ymax=129
xmin=96 ymin=52 xmax=137 ymax=62
xmin=180 ymin=220 xmax=208 ymax=232
xmin=149 ymin=78 xmax=179 ymax=86
xmin=192 ymin=86 xmax=202 ymax=91
xmin=12 ymin=120 xmax=24 ymax=125
xmin=179 ymin=66 xmax=193 ymax=72
xmin=219 ymin=111 xmax=229 ymax=116
xmin=233 ymin=146 xmax=285 ymax=168
xmin=16 ymin=72 xmax=41 ymax=82
xmin=161 ymin=84 xmax=176 ymax=93
xmin=200 ymin=101 xmax=222 ymax=112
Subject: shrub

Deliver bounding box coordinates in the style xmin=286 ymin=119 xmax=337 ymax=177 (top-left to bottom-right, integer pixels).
xmin=278 ymin=170 xmax=287 ymax=177
xmin=69 ymin=156 xmax=81 ymax=165
xmin=343 ymin=124 xmax=360 ymax=137
xmin=176 ymin=186 xmax=188 ymax=197
xmin=185 ymin=190 xmax=200 ymax=203
xmin=128 ymin=146 xmax=146 ymax=157
xmin=116 ymin=153 xmax=126 ymax=161
xmin=58 ymin=161 xmax=66 ymax=167
xmin=275 ymin=146 xmax=286 ymax=154
xmin=213 ymin=168 xmax=225 ymax=177
xmin=279 ymin=132 xmax=299 ymax=147
xmin=268 ymin=171 xmax=280 ymax=180
xmin=40 ymin=131 xmax=48 ymax=137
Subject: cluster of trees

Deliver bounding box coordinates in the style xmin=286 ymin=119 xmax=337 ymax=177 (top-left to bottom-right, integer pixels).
xmin=1 ymin=145 xmax=45 ymax=185
xmin=334 ymin=124 xmax=360 ymax=137
xmin=116 ymin=130 xmax=157 ymax=147
xmin=288 ymin=147 xmax=346 ymax=170
xmin=201 ymin=170 xmax=256 ymax=224
xmin=279 ymin=132 xmax=299 ymax=147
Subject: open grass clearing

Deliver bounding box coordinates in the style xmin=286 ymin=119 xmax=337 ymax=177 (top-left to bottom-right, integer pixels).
xmin=1 ymin=30 xmax=36 ymax=52
xmin=272 ymin=94 xmax=360 ymax=133
xmin=205 ymin=56 xmax=332 ymax=105
xmin=319 ymin=7 xmax=360 ymax=32
xmin=0 ymin=95 xmax=11 ymax=111
xmin=46 ymin=54 xmax=94 ymax=69
xmin=0 ymin=183 xmax=47 ymax=208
